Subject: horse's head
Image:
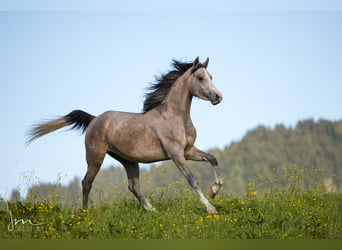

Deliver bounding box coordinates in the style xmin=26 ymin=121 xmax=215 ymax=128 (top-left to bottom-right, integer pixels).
xmin=188 ymin=57 xmax=222 ymax=105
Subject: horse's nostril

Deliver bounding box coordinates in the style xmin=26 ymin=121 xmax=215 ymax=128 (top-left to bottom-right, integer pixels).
xmin=215 ymin=94 xmax=222 ymax=103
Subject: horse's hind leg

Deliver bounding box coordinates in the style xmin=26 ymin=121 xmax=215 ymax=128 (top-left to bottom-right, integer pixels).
xmin=107 ymin=152 xmax=155 ymax=211
xmin=82 ymin=147 xmax=106 ymax=209
xmin=125 ymin=162 xmax=156 ymax=211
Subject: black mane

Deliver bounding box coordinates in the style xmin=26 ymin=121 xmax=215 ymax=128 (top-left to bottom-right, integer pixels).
xmin=143 ymin=59 xmax=204 ymax=113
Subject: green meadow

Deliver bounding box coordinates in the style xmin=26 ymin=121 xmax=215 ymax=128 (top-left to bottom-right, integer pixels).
xmin=1 ymin=167 xmax=341 ymax=239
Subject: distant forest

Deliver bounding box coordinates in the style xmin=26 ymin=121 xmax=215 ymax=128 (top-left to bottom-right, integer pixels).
xmin=9 ymin=119 xmax=342 ymax=205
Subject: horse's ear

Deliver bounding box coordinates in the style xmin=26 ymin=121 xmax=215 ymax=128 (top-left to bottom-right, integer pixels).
xmin=193 ymin=56 xmax=199 ymax=67
xmin=203 ymin=57 xmax=209 ymax=68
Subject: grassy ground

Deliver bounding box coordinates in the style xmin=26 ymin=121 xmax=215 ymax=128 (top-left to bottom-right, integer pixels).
xmin=1 ymin=185 xmax=342 ymax=239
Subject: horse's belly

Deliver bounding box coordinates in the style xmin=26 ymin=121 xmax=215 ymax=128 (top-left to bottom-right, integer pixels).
xmin=107 ymin=126 xmax=169 ymax=163
xmin=108 ymin=139 xmax=169 ymax=163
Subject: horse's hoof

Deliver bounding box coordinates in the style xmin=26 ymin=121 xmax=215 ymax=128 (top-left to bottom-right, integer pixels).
xmin=207 ymin=207 xmax=218 ymax=215
xmin=145 ymin=205 xmax=157 ymax=212
xmin=209 ymin=188 xmax=216 ymax=199
xmin=208 ymin=185 xmax=220 ymax=199
xmin=149 ymin=207 xmax=157 ymax=212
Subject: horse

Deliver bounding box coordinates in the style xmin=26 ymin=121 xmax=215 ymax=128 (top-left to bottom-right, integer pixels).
xmin=27 ymin=57 xmax=223 ymax=214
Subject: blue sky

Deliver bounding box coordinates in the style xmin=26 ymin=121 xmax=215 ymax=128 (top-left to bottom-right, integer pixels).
xmin=1 ymin=2 xmax=342 ymax=199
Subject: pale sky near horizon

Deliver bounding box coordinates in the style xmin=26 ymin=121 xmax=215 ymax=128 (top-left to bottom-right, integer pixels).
xmin=1 ymin=1 xmax=342 ymax=199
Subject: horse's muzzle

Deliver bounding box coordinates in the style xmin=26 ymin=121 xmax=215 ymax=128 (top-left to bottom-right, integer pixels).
xmin=211 ymin=92 xmax=222 ymax=105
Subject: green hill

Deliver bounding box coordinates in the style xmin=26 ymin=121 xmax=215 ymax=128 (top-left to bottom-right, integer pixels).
xmin=18 ymin=119 xmax=342 ymax=204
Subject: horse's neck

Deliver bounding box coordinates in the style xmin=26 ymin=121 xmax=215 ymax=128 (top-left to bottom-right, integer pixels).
xmin=163 ymin=77 xmax=193 ymax=122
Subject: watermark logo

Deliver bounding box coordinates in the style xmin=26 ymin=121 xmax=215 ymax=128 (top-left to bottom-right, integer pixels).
xmin=5 ymin=203 xmax=47 ymax=231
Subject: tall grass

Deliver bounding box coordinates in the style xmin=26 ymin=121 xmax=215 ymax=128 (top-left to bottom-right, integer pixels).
xmin=1 ymin=167 xmax=341 ymax=239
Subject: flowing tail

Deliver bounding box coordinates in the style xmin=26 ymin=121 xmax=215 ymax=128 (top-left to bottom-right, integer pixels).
xmin=27 ymin=110 xmax=95 ymax=144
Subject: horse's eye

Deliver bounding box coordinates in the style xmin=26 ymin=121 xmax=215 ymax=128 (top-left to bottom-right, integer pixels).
xmin=197 ymin=76 xmax=204 ymax=81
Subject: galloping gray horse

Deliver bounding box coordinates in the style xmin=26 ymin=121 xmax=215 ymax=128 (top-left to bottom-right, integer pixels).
xmin=28 ymin=57 xmax=223 ymax=214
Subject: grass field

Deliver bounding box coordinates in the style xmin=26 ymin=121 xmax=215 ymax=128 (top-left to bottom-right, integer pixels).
xmin=1 ymin=166 xmax=342 ymax=239
xmin=1 ymin=185 xmax=342 ymax=239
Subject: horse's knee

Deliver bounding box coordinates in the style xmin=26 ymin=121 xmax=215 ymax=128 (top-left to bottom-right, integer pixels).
xmin=206 ymin=153 xmax=218 ymax=166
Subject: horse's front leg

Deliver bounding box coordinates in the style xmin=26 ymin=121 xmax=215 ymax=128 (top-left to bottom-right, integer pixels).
xmin=185 ymin=146 xmax=223 ymax=199
xmin=168 ymin=147 xmax=218 ymax=215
